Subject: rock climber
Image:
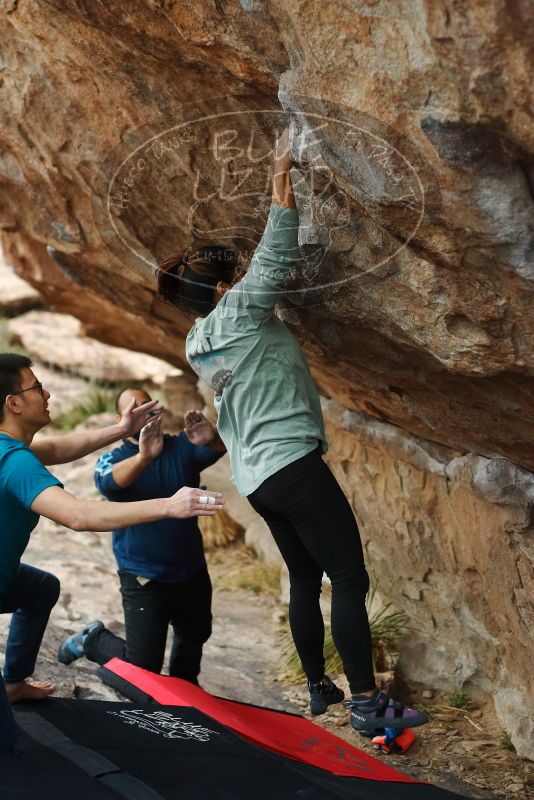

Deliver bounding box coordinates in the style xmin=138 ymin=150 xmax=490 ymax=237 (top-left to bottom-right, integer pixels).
xmin=155 ymin=129 xmax=428 ymax=737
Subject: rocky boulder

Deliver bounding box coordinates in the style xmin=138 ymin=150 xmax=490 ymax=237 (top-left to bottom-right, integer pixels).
xmin=0 ymin=253 xmax=41 ymax=316
xmin=0 ymin=0 xmax=532 ymax=757
xmin=323 ymin=399 xmax=534 ymax=759
xmin=8 ymin=310 xmax=180 ymax=383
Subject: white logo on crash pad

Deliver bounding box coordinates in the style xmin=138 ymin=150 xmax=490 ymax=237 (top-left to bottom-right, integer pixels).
xmin=108 ymin=709 xmax=220 ymax=741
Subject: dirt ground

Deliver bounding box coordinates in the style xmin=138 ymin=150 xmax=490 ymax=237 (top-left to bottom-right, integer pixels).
xmin=0 ymin=415 xmax=532 ymax=799
xmin=208 ymin=548 xmax=534 ymax=800
xmin=2 ymin=539 xmax=532 ymax=799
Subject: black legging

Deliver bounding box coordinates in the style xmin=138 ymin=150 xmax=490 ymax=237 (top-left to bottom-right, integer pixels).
xmin=84 ymin=567 xmax=212 ymax=684
xmin=248 ymin=448 xmax=376 ymax=695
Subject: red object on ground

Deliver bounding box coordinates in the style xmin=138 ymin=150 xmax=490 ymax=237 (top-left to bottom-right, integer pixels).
xmin=106 ymin=658 xmax=420 ymax=783
xmin=372 ymin=728 xmax=416 ymax=754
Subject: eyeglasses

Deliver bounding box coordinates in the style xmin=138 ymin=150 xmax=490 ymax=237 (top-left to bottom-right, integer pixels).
xmin=12 ymin=382 xmax=44 ymax=397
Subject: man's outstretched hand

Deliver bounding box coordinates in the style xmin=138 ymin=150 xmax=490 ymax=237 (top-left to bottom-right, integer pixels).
xmin=167 ymin=487 xmax=224 ymax=518
xmin=119 ymin=398 xmax=164 ymax=439
xmin=184 ymin=409 xmax=218 ymax=447
xmin=139 ymin=416 xmax=164 ymax=463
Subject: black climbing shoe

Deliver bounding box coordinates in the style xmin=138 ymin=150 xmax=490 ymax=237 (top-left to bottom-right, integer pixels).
xmin=308 ymin=676 xmax=345 ymax=716
xmin=58 ymin=620 xmax=104 ymax=665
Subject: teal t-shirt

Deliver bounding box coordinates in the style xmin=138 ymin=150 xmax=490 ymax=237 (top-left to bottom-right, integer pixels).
xmin=0 ymin=434 xmax=62 ymax=596
xmin=186 ymin=204 xmax=328 ymax=496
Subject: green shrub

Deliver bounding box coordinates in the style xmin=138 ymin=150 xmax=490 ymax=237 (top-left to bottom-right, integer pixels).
xmin=0 ymin=316 xmax=28 ymax=355
xmin=366 ymin=581 xmax=410 ymax=649
xmin=56 ymin=386 xmax=118 ymax=430
xmin=447 ymin=690 xmax=470 ymax=709
xmin=499 ymin=730 xmax=516 ymax=753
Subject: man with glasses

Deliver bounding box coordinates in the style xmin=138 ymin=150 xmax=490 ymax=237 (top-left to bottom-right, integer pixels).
xmin=0 ymin=353 xmax=224 ymax=753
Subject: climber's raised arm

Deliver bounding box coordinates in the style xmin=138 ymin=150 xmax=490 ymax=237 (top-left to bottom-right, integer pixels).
xmin=158 ymin=129 xmax=299 ymax=328
xmin=217 ymin=129 xmax=299 ymax=326
xmin=272 ymin=128 xmax=297 ymax=210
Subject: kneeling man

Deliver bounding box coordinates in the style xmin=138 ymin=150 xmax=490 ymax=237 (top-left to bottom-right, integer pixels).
xmin=58 ymin=387 xmax=226 ymax=685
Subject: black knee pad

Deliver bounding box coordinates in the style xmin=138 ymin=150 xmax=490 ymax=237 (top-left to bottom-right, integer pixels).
xmin=196 ymin=623 xmax=212 ymax=644
xmin=43 ymin=572 xmax=61 ymax=606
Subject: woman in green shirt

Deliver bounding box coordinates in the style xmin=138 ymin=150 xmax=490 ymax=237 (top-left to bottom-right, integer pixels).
xmin=157 ymin=130 xmax=427 ymax=735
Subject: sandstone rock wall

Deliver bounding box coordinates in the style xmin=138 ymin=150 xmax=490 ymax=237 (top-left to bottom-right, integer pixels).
xmin=0 ymin=0 xmax=533 ymax=756
xmin=1 ymin=0 xmax=533 ymax=465
xmin=322 ymin=399 xmax=534 ymax=759
xmin=0 ymin=251 xmax=41 ymax=315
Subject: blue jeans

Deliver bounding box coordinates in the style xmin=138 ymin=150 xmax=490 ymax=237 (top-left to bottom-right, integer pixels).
xmin=0 ymin=563 xmax=60 ymax=752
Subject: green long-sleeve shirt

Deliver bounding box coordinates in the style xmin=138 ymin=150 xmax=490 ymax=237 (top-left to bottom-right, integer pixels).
xmin=186 ymin=204 xmax=328 ymax=496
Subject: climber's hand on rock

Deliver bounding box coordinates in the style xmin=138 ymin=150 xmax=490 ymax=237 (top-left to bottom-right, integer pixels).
xmin=274 ymin=127 xmax=292 ymax=173
xmin=272 ymin=127 xmax=296 ymax=209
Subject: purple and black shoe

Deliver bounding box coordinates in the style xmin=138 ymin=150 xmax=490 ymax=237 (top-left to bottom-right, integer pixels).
xmin=345 ymin=690 xmax=428 ymax=735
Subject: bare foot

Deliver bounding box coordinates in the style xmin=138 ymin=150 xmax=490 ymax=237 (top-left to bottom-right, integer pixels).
xmin=5 ymin=678 xmax=55 ymax=703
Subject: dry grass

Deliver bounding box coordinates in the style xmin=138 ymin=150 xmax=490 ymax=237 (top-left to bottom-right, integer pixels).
xmin=199 ymin=509 xmax=244 ymax=550
xmin=55 ymin=386 xmax=118 ymax=430
xmin=210 ymin=544 xmax=281 ymax=597
xmin=218 ymin=561 xmax=281 ymax=596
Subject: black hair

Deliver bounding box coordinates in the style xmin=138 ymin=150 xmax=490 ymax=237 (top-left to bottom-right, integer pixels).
xmin=0 ymin=353 xmax=32 ymax=422
xmin=156 ymin=245 xmax=240 ymax=315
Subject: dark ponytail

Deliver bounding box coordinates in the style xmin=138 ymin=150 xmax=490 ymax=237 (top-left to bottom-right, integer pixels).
xmin=156 ymin=245 xmax=240 ymax=314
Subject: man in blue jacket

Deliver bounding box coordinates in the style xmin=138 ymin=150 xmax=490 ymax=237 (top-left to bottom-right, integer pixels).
xmin=58 ymin=386 xmax=226 ymax=684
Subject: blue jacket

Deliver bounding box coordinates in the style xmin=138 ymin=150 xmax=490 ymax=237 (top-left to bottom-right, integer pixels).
xmin=94 ymin=433 xmax=224 ymax=582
